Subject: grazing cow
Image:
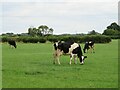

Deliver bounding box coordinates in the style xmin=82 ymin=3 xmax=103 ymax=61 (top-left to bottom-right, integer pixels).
xmin=53 ymin=41 xmax=87 ymax=65
xmin=8 ymin=40 xmax=17 ymax=48
xmin=83 ymin=41 xmax=95 ymax=53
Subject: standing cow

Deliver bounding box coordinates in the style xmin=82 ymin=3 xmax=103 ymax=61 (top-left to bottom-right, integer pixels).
xmin=83 ymin=40 xmax=95 ymax=53
xmin=8 ymin=40 xmax=17 ymax=48
xmin=53 ymin=41 xmax=87 ymax=65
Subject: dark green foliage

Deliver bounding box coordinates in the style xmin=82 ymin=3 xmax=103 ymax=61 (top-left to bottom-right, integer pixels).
xmin=20 ymin=37 xmax=46 ymax=43
xmin=80 ymin=35 xmax=111 ymax=43
xmin=1 ymin=37 xmax=8 ymax=42
xmin=47 ymin=35 xmax=111 ymax=43
xmin=47 ymin=36 xmax=58 ymax=43
xmin=0 ymin=35 xmax=111 ymax=43
xmin=102 ymin=22 xmax=120 ymax=39
xmin=38 ymin=37 xmax=46 ymax=43
xmin=88 ymin=30 xmax=101 ymax=35
xmin=107 ymin=22 xmax=120 ymax=31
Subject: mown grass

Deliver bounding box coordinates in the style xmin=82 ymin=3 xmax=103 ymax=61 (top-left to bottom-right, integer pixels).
xmin=2 ymin=40 xmax=118 ymax=88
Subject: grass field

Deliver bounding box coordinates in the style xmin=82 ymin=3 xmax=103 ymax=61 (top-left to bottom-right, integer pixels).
xmin=2 ymin=40 xmax=118 ymax=88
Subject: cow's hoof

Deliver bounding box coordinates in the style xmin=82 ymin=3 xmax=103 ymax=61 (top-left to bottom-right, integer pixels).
xmin=80 ymin=63 xmax=84 ymax=65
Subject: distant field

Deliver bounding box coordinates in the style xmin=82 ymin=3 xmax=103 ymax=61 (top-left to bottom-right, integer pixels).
xmin=2 ymin=40 xmax=118 ymax=88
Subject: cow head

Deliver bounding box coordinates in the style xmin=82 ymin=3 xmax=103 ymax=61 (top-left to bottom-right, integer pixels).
xmin=54 ymin=41 xmax=64 ymax=51
xmin=80 ymin=56 xmax=87 ymax=65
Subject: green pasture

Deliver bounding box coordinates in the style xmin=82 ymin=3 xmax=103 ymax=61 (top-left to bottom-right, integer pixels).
xmin=2 ymin=40 xmax=118 ymax=88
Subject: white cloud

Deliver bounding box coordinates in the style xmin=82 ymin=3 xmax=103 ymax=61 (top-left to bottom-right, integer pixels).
xmin=0 ymin=1 xmax=118 ymax=34
xmin=0 ymin=0 xmax=119 ymax=2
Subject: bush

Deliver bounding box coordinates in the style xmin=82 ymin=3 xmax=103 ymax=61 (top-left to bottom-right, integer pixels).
xmin=47 ymin=36 xmax=58 ymax=42
xmin=80 ymin=35 xmax=111 ymax=43
xmin=0 ymin=35 xmax=112 ymax=43
xmin=38 ymin=38 xmax=46 ymax=43
xmin=1 ymin=36 xmax=19 ymax=42
xmin=19 ymin=37 xmax=46 ymax=43
xmin=1 ymin=36 xmax=8 ymax=42
xmin=47 ymin=35 xmax=111 ymax=43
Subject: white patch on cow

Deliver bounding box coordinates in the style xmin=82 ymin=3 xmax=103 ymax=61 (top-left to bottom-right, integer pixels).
xmin=56 ymin=42 xmax=58 ymax=47
xmin=68 ymin=43 xmax=79 ymax=54
xmin=81 ymin=56 xmax=84 ymax=64
xmin=74 ymin=54 xmax=77 ymax=64
xmin=89 ymin=41 xmax=92 ymax=43
xmin=69 ymin=54 xmax=77 ymax=65
xmin=82 ymin=56 xmax=84 ymax=60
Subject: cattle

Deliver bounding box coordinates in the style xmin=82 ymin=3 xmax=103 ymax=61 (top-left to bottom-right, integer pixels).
xmin=83 ymin=40 xmax=95 ymax=53
xmin=8 ymin=40 xmax=17 ymax=48
xmin=53 ymin=41 xmax=87 ymax=65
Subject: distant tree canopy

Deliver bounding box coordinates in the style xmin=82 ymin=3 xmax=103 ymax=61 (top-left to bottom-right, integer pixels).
xmin=102 ymin=22 xmax=120 ymax=36
xmin=28 ymin=25 xmax=54 ymax=36
xmin=88 ymin=30 xmax=100 ymax=35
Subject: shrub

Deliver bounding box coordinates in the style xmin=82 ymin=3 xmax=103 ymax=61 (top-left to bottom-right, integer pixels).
xmin=47 ymin=36 xmax=58 ymax=42
xmin=38 ymin=38 xmax=46 ymax=43
xmin=1 ymin=36 xmax=8 ymax=42
xmin=0 ymin=35 xmax=112 ymax=43
xmin=80 ymin=35 xmax=111 ymax=43
xmin=46 ymin=35 xmax=111 ymax=43
xmin=19 ymin=37 xmax=46 ymax=43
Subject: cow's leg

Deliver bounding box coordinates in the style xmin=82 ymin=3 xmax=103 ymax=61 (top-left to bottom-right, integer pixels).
xmin=70 ymin=54 xmax=73 ymax=65
xmin=74 ymin=55 xmax=77 ymax=64
xmin=83 ymin=48 xmax=86 ymax=53
xmin=56 ymin=50 xmax=61 ymax=65
xmin=57 ymin=57 xmax=60 ymax=65
xmin=11 ymin=45 xmax=14 ymax=49
xmin=53 ymin=50 xmax=61 ymax=64
xmin=53 ymin=52 xmax=57 ymax=64
xmin=92 ymin=45 xmax=95 ymax=53
xmin=89 ymin=46 xmax=92 ymax=53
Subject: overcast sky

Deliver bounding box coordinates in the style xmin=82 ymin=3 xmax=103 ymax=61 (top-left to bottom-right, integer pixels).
xmin=0 ymin=0 xmax=119 ymax=34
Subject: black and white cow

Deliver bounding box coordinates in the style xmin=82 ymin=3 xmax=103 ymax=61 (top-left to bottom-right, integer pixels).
xmin=53 ymin=41 xmax=87 ymax=65
xmin=83 ymin=41 xmax=95 ymax=53
xmin=8 ymin=40 xmax=17 ymax=48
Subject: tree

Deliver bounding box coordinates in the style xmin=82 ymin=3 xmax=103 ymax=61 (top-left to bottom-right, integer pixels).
xmin=38 ymin=25 xmax=47 ymax=35
xmin=88 ymin=30 xmax=100 ymax=35
xmin=107 ymin=22 xmax=120 ymax=31
xmin=49 ymin=28 xmax=54 ymax=35
xmin=102 ymin=22 xmax=120 ymax=36
xmin=28 ymin=27 xmax=42 ymax=36
xmin=103 ymin=29 xmax=117 ymax=35
xmin=28 ymin=25 xmax=54 ymax=36
xmin=38 ymin=25 xmax=54 ymax=35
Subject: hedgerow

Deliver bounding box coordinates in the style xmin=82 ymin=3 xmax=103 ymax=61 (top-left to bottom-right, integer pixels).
xmin=0 ymin=35 xmax=111 ymax=43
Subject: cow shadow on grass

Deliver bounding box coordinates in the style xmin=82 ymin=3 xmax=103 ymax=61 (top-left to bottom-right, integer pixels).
xmin=25 ymin=59 xmax=86 ymax=76
xmin=24 ymin=71 xmax=46 ymax=75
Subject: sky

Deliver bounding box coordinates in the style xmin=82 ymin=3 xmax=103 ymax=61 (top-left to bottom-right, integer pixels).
xmin=0 ymin=0 xmax=119 ymax=35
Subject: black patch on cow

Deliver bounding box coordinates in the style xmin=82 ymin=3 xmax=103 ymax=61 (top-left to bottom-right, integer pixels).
xmin=58 ymin=41 xmax=74 ymax=53
xmin=72 ymin=45 xmax=83 ymax=62
xmin=8 ymin=40 xmax=17 ymax=48
xmin=72 ymin=45 xmax=82 ymax=56
xmin=54 ymin=43 xmax=57 ymax=50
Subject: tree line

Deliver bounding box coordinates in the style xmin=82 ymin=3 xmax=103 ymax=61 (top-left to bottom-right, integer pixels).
xmin=28 ymin=25 xmax=54 ymax=36
xmin=1 ymin=22 xmax=120 ymax=43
